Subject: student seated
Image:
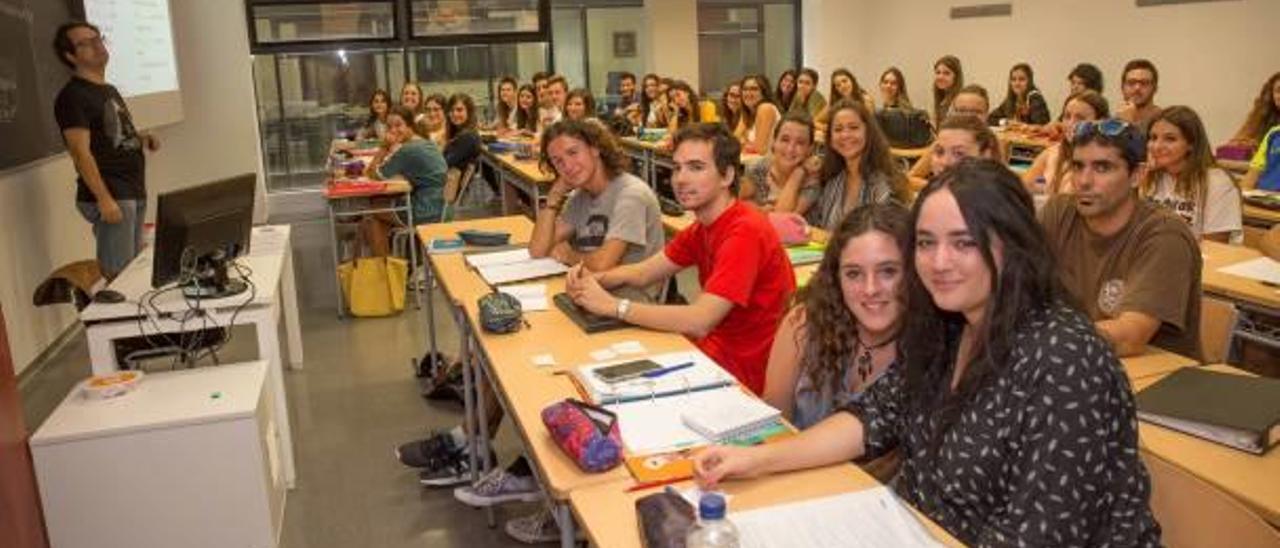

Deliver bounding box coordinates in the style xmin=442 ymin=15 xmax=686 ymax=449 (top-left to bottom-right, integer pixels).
xmin=637 ymin=73 xmax=665 ymax=129
xmin=656 ymin=81 xmax=702 ymax=150
xmin=909 ymin=113 xmax=1003 ymax=192
xmin=814 ymin=68 xmax=876 ymax=140
xmin=359 ymin=106 xmax=448 ymax=256
xmin=563 ymin=87 xmax=597 ymax=122
xmin=775 ymin=69 xmax=797 ymax=114
xmin=1116 ymin=59 xmax=1162 ymax=131
xmin=443 ymin=93 xmax=482 ymax=170
xmin=1241 ymin=123 xmax=1280 ymax=192
xmin=492 ymin=76 xmax=520 ymax=134
xmin=695 ymin=159 xmax=1161 ymax=547
xmin=565 ymin=123 xmax=795 ymax=394
xmin=421 ymin=93 xmax=448 ymax=147
xmin=877 ymin=67 xmax=912 ymax=109
xmin=787 ymin=67 xmax=827 ymax=119
xmin=1067 ymin=62 xmax=1104 ymax=95
xmin=763 ymin=203 xmax=909 ymax=429
xmin=538 ymin=75 xmax=569 ymax=131
xmin=396 ymin=121 xmax=665 ymax=535
xmin=1040 ymin=119 xmax=1201 ymax=359
xmin=739 ymin=113 xmax=821 ymax=214
xmin=988 ymin=63 xmax=1051 ymax=126
xmin=1227 ymin=72 xmax=1280 ymax=150
xmin=398 ymin=81 xmax=425 ymax=125
xmin=1141 ymin=106 xmax=1243 ymax=243
xmin=736 ymin=74 xmax=782 ymax=155
xmin=930 ymin=55 xmax=964 ymax=126
xmin=718 ymin=82 xmax=743 ymax=138
xmin=513 ymin=84 xmax=539 ymax=133
xmin=358 ymin=88 xmax=391 ymax=141
xmin=907 ymin=85 xmax=993 ymax=188
xmin=1021 ymin=90 xmax=1109 ymax=195
xmin=806 ymin=99 xmax=911 ymax=231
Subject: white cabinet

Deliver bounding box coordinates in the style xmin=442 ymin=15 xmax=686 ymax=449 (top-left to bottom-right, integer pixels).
xmin=31 ymin=361 xmax=286 ymax=548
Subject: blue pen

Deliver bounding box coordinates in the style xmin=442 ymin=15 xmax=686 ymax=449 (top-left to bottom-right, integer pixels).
xmin=641 ymin=362 xmax=695 ymax=379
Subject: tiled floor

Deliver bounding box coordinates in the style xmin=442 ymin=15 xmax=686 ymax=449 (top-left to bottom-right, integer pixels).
xmin=21 ymin=209 xmax=543 ymax=547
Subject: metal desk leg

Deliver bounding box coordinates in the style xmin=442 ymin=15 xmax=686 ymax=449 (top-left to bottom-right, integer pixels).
xmin=425 ymin=263 xmax=439 ymax=364
xmin=557 ymin=501 xmax=576 ymax=548
xmin=328 ymin=200 xmax=346 ymax=318
xmin=457 ymin=306 xmax=479 ymax=483
xmin=475 ymin=347 xmax=496 ymax=527
xmin=406 ymin=194 xmax=421 ymax=310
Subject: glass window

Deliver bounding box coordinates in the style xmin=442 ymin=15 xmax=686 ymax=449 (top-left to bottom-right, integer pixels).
xmin=252 ymin=2 xmax=396 ymax=43
xmin=697 ymin=2 xmax=795 ymax=97
xmin=410 ymin=0 xmax=542 ymax=36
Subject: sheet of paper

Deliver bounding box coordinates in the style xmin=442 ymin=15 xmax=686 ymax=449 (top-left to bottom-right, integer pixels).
xmin=1217 ymin=256 xmax=1280 ymax=285
xmin=611 ymin=341 xmax=646 ymax=355
xmin=500 ymin=283 xmax=548 ymax=311
xmin=607 ymin=392 xmax=710 ymax=454
xmin=476 ymin=258 xmax=568 ymax=285
xmin=728 ymin=487 xmax=942 ymax=548
xmin=580 ymin=350 xmax=733 ymax=402
xmin=589 ymin=349 xmax=618 ymax=361
xmin=464 ymin=248 xmax=531 ymax=268
xmin=531 ymin=354 xmax=556 ymax=367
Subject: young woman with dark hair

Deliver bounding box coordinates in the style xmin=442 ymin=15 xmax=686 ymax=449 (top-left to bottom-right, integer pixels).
xmin=764 ymin=203 xmax=910 ymax=429
xmin=932 ymin=55 xmax=964 ymax=125
xmin=776 ymin=69 xmax=798 ymax=112
xmin=421 ymin=93 xmax=448 ymax=147
xmin=879 ymin=67 xmax=912 ymax=109
xmin=513 ymin=84 xmax=538 ymax=132
xmin=1068 ymin=63 xmax=1104 ymax=94
xmin=493 ymin=76 xmax=519 ymax=132
xmin=718 ymin=82 xmax=743 ymax=135
xmin=443 ymin=93 xmax=482 ymax=170
xmin=563 ymin=88 xmax=597 ymax=122
xmin=807 ymin=100 xmax=910 ymax=231
xmin=989 ymin=63 xmax=1051 ymax=126
xmin=360 ymin=88 xmax=392 ymax=140
xmin=1229 ymin=72 xmax=1280 ymax=149
xmin=740 ymin=112 xmax=821 ymax=213
xmin=737 ymin=74 xmax=781 ymax=154
xmin=788 ymin=68 xmax=826 ymax=119
xmin=1022 ymin=90 xmax=1109 ymax=195
xmin=665 ymin=80 xmax=701 ymax=130
xmin=815 ymin=68 xmax=874 ymax=140
xmin=638 ymin=73 xmax=663 ymax=128
xmin=360 ymin=105 xmax=448 ymax=255
xmin=1142 ymin=106 xmax=1243 ymax=242
xmin=695 ymin=158 xmax=1161 ymax=547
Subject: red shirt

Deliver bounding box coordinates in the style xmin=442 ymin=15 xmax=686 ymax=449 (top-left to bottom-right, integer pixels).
xmin=664 ymin=200 xmax=796 ymax=394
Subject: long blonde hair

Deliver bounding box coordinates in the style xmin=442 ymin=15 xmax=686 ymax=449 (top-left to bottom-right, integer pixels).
xmin=1139 ymin=106 xmax=1217 ymax=211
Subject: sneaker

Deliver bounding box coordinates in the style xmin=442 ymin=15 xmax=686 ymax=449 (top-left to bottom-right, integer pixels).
xmin=504 ymin=507 xmax=560 ymax=544
xmin=418 ymin=450 xmax=472 ymax=487
xmin=395 ymin=432 xmax=458 ymax=468
xmin=453 ymin=468 xmax=542 ymax=507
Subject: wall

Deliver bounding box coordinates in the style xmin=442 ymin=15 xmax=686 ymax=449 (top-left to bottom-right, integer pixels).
xmin=802 ymin=0 xmax=1278 ymax=143
xmin=585 ymin=7 xmax=648 ymax=98
xmin=645 ymin=0 xmax=699 ymax=89
xmin=0 ymin=0 xmax=263 ymax=375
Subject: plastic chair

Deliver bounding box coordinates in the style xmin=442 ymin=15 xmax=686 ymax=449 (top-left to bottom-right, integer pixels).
xmin=1141 ymin=449 xmax=1280 ymax=548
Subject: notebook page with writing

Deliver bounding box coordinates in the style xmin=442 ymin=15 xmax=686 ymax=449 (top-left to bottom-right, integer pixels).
xmin=729 ymin=487 xmax=942 ymax=548
xmin=577 ymin=350 xmax=733 ymax=404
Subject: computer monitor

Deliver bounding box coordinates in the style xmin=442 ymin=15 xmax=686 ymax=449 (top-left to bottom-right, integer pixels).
xmin=151 ymin=173 xmax=256 ymax=298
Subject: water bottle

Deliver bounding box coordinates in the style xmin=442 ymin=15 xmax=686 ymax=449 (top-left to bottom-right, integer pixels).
xmin=686 ymin=493 xmax=740 ymax=548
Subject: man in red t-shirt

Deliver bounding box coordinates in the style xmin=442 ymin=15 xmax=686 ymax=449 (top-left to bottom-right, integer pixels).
xmin=566 ymin=123 xmax=795 ymax=394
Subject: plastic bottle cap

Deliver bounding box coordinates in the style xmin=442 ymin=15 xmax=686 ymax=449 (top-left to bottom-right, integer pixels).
xmin=698 ymin=492 xmax=727 ymax=520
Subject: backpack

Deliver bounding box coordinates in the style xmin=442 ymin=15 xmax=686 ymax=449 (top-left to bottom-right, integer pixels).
xmin=876 ymin=107 xmax=933 ymax=149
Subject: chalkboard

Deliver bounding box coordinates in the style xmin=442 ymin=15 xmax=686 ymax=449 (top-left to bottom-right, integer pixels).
xmin=0 ymin=0 xmax=80 ymax=171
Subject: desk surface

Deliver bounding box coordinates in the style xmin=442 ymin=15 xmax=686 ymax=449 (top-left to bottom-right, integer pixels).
xmin=82 ymin=225 xmax=291 ymax=322
xmin=569 ymin=463 xmax=963 ymax=548
xmin=483 ymin=149 xmax=555 ymax=185
xmin=1200 ymin=241 xmax=1280 ymax=311
xmin=1120 ymin=347 xmax=1200 ymax=384
xmin=1244 ymin=203 xmax=1280 ymax=226
xmin=323 ymin=179 xmax=411 ymax=199
xmin=1129 ymin=363 xmax=1280 ymax=527
xmin=891 ymin=146 xmax=931 ymax=160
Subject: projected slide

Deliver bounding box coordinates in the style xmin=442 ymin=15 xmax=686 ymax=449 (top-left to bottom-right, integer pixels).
xmin=85 ymin=0 xmax=178 ymax=98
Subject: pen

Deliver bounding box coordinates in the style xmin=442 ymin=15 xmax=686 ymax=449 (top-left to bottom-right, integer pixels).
xmin=641 ymin=362 xmax=695 ymax=379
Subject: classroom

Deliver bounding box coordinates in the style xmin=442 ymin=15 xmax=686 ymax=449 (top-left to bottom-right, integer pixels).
xmin=3 ymin=0 xmax=1280 ymax=547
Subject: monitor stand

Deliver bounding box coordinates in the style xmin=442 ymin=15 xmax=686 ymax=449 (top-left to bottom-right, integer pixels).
xmin=180 ymin=256 xmax=249 ymax=300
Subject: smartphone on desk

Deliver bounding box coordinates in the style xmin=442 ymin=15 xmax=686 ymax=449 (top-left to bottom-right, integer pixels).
xmin=593 ymin=359 xmax=662 ymax=384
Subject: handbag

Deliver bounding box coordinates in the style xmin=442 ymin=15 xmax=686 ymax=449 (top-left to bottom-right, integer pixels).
xmin=876 ymin=107 xmax=933 ymax=148
xmin=337 ymin=256 xmax=408 ymax=317
xmin=540 ymin=398 xmax=624 ymax=473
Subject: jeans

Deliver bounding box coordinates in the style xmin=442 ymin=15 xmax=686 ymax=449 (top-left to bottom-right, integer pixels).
xmin=76 ymin=199 xmax=145 ymax=279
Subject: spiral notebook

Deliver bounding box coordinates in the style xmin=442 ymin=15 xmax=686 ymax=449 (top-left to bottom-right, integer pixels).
xmin=680 ymin=389 xmax=782 ymax=443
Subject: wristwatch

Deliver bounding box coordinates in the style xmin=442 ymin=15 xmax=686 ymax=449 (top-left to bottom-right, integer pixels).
xmin=615 ymin=298 xmax=632 ymax=320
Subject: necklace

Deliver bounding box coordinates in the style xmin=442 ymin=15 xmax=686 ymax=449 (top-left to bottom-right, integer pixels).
xmin=853 ymin=330 xmax=896 ymax=383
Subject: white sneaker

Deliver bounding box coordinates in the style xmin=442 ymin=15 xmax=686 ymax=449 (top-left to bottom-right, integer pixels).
xmin=453 ymin=468 xmax=542 ymax=507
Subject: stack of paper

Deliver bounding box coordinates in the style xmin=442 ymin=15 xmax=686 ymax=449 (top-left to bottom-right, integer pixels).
xmin=729 ymin=487 xmax=942 ymax=547
xmin=464 ymin=249 xmax=568 ymax=285
xmin=681 ymin=390 xmax=781 ymax=442
xmin=1218 ymin=257 xmax=1280 ymax=286
xmin=576 ymin=350 xmax=733 ymax=404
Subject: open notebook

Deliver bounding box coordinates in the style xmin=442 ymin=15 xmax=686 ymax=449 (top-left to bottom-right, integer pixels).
xmin=464 ymin=248 xmax=568 ymax=285
xmin=575 ymin=350 xmax=734 ymax=405
xmin=606 ymin=386 xmax=780 ymax=455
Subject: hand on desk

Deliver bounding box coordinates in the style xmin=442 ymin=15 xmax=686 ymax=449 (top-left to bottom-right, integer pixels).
xmin=566 ymin=264 xmax=616 ymax=317
xmin=693 ymin=445 xmax=765 ymax=489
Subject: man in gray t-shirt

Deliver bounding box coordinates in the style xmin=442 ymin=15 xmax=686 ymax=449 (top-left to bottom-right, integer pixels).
xmin=532 ymin=120 xmax=665 ymax=301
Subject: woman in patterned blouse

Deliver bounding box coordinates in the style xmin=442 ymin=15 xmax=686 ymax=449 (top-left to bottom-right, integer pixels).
xmin=695 ymin=158 xmax=1161 ymax=547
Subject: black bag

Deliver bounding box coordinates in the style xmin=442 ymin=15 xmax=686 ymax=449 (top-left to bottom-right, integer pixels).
xmin=478 ymin=291 xmax=524 ymax=333
xmin=636 ymin=491 xmax=697 ymax=548
xmin=876 ymin=107 xmax=933 ymax=148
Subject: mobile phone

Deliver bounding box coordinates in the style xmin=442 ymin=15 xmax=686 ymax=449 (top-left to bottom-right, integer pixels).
xmin=593 ymin=359 xmax=662 ymax=384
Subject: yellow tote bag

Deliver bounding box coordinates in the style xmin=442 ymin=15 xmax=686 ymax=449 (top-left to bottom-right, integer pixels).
xmin=337 ymin=256 xmax=408 ymax=317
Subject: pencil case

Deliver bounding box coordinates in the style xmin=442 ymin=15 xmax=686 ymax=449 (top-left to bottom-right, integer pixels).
xmin=541 ymin=398 xmax=624 ymax=473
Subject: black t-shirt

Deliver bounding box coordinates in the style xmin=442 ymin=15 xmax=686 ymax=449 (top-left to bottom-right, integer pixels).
xmin=54 ymin=76 xmax=145 ymax=201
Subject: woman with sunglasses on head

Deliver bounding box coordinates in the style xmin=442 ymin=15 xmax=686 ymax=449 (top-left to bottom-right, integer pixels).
xmin=696 ymin=158 xmax=1161 ymax=547
xmin=740 ymin=112 xmax=822 ymax=214
xmin=737 ymin=74 xmax=782 ymax=154
xmin=764 ymin=203 xmax=909 ymax=431
xmin=787 ymin=68 xmax=826 ymax=120
xmin=1021 ymin=90 xmax=1109 ymax=196
xmin=988 ymin=63 xmax=1051 ymax=127
xmin=1141 ymin=106 xmax=1243 ymax=243
xmin=807 ymin=100 xmax=911 ymax=232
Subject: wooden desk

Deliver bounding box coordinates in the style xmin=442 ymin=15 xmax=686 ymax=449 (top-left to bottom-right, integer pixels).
xmin=891 ymin=146 xmax=930 ymax=161
xmin=1244 ymin=203 xmax=1280 ymax=228
xmin=1201 ymin=241 xmax=1280 ymax=313
xmin=480 ymin=149 xmax=554 ymax=216
xmin=569 ymin=463 xmax=963 ymax=548
xmin=1131 ymin=363 xmax=1280 ymax=527
xmin=1120 ymin=347 xmax=1200 ymax=384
